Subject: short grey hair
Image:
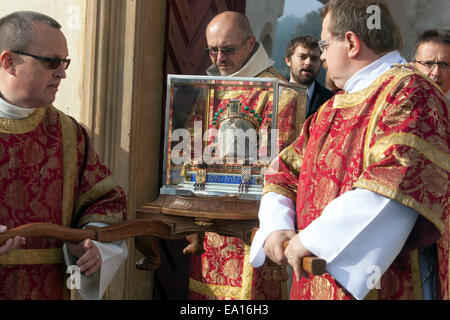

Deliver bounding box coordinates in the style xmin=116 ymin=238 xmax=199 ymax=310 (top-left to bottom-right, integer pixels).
xmin=0 ymin=11 xmax=62 ymax=53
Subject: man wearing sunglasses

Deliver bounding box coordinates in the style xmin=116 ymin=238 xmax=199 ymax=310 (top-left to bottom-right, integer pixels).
xmin=0 ymin=11 xmax=128 ymax=300
xmin=252 ymin=0 xmax=448 ymax=300
xmin=412 ymin=29 xmax=450 ymax=99
xmin=187 ymin=11 xmax=305 ymax=300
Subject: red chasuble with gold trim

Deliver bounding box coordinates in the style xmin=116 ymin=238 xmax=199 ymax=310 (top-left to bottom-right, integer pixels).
xmin=0 ymin=106 xmax=127 ymax=300
xmin=264 ymin=65 xmax=449 ymax=300
xmin=189 ymin=68 xmax=305 ymax=300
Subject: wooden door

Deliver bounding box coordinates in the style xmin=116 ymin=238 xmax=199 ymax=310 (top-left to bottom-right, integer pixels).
xmin=153 ymin=0 xmax=246 ymax=300
xmin=165 ymin=0 xmax=246 ymax=75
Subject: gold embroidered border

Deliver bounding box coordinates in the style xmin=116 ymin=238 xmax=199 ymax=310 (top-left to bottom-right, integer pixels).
xmin=294 ymin=92 xmax=306 ymax=134
xmin=58 ymin=107 xmax=78 ymax=228
xmin=214 ymin=89 xmax=272 ymax=104
xmin=368 ymin=133 xmax=450 ymax=172
xmin=279 ymin=145 xmax=303 ymax=177
xmin=213 ymin=89 xmax=248 ymax=101
xmin=189 ymin=277 xmax=240 ymax=300
xmin=73 ymin=175 xmax=118 ymax=223
xmin=354 ymin=178 xmax=444 ymax=232
xmin=241 ymin=243 xmax=253 ymax=300
xmin=262 ymin=184 xmax=296 ymax=202
xmin=279 ymin=87 xmax=306 ymax=120
xmin=256 ymin=91 xmax=272 ymax=114
xmin=258 ymin=67 xmax=285 ymax=80
xmin=333 ymin=90 xmax=374 ymax=109
xmin=448 ymin=218 xmax=450 ymax=299
xmin=409 ymin=249 xmax=424 ymax=300
xmin=0 ymin=107 xmax=46 ymax=134
xmin=0 ymin=249 xmax=64 ymax=265
xmin=364 ymin=289 xmax=379 ymax=300
xmin=364 ymin=69 xmax=416 ymax=170
xmin=189 ymin=243 xmax=254 ymax=300
xmin=333 ymin=67 xmax=413 ymax=109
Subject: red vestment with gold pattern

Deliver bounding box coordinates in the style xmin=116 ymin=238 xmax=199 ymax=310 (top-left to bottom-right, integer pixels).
xmin=0 ymin=106 xmax=127 ymax=300
xmin=264 ymin=65 xmax=449 ymax=300
xmin=189 ymin=68 xmax=306 ymax=300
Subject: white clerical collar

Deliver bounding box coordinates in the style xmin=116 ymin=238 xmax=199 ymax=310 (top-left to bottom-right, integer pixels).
xmin=0 ymin=95 xmax=36 ymax=119
xmin=344 ymin=50 xmax=407 ymax=93
xmin=206 ymin=42 xmax=275 ymax=78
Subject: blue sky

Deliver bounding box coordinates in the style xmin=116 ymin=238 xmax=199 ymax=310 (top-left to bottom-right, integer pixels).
xmin=282 ymin=0 xmax=323 ymax=18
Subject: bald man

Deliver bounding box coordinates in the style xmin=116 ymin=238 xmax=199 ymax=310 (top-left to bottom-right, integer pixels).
xmin=204 ymin=11 xmax=255 ymax=76
xmin=186 ymin=11 xmax=305 ymax=300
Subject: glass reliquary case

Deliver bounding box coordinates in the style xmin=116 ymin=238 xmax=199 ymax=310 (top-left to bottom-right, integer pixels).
xmin=160 ymin=74 xmax=305 ymax=201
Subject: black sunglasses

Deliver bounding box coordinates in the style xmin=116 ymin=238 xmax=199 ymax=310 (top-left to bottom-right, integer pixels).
xmin=12 ymin=51 xmax=71 ymax=70
xmin=204 ymin=36 xmax=252 ymax=57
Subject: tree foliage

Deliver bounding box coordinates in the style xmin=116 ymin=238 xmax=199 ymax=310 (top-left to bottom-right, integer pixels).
xmin=294 ymin=9 xmax=322 ymax=40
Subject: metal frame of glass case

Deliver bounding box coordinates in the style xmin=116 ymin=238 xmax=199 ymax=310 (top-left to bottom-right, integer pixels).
xmin=160 ymin=74 xmax=303 ymax=200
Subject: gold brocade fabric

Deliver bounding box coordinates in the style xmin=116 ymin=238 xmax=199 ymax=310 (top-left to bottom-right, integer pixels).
xmin=0 ymin=106 xmax=127 ymax=300
xmin=0 ymin=249 xmax=64 ymax=265
xmin=265 ymin=65 xmax=449 ymax=300
xmin=189 ymin=67 xmax=305 ymax=300
xmin=0 ymin=107 xmax=46 ymax=134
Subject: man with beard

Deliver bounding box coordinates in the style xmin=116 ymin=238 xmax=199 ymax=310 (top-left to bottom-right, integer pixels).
xmin=285 ymin=36 xmax=334 ymax=118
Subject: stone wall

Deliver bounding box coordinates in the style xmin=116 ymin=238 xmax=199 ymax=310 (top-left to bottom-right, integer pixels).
xmin=387 ymin=0 xmax=450 ymax=59
xmin=0 ymin=0 xmax=86 ymax=120
xmin=246 ymin=0 xmax=285 ymax=57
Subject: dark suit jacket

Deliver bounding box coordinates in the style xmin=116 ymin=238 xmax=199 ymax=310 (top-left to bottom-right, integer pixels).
xmin=306 ymin=80 xmax=335 ymax=119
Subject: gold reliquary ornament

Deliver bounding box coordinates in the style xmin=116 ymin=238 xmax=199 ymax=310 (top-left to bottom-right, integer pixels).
xmin=162 ymin=75 xmax=306 ymax=200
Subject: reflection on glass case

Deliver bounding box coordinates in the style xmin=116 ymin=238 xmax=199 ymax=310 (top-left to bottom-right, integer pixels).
xmin=160 ymin=74 xmax=305 ymax=200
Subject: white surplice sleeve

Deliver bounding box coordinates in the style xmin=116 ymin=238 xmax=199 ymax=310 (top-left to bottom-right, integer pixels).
xmin=249 ymin=188 xmax=419 ymax=300
xmin=63 ymin=222 xmax=128 ymax=300
xmin=250 ymin=192 xmax=296 ymax=268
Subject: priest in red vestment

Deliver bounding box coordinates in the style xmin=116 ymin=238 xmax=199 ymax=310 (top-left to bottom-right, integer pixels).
xmin=0 ymin=11 xmax=127 ymax=300
xmin=187 ymin=11 xmax=305 ymax=300
xmin=251 ymin=0 xmax=449 ymax=300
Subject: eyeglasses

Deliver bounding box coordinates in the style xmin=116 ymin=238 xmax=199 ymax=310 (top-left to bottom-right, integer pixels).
xmin=318 ymin=39 xmax=338 ymax=53
xmin=12 ymin=51 xmax=71 ymax=70
xmin=204 ymin=36 xmax=252 ymax=57
xmin=412 ymin=60 xmax=449 ymax=70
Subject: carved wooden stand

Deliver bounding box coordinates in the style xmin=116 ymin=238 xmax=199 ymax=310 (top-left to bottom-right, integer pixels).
xmin=0 ymin=194 xmax=325 ymax=275
xmin=134 ymin=194 xmax=259 ymax=271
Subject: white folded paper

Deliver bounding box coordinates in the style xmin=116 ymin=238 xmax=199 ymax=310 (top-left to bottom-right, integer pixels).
xmin=63 ymin=222 xmax=128 ymax=300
